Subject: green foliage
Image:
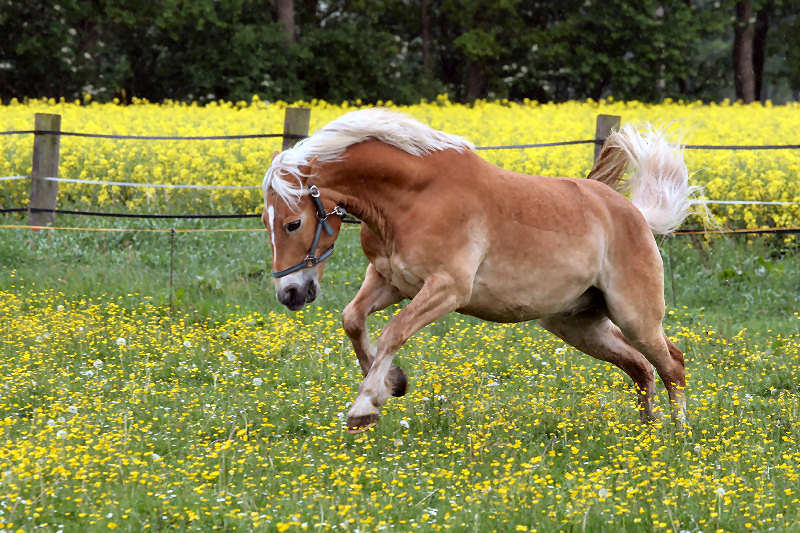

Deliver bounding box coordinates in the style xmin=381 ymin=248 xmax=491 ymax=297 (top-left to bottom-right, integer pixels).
xmin=1 ymin=0 xmax=798 ymax=103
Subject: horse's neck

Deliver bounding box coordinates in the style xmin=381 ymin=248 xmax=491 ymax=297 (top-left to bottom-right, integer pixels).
xmin=318 ymin=142 xmax=426 ymax=234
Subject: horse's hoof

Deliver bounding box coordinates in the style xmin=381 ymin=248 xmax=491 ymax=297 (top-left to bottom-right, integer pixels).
xmin=389 ymin=365 xmax=408 ymax=397
xmin=346 ymin=413 xmax=379 ymax=434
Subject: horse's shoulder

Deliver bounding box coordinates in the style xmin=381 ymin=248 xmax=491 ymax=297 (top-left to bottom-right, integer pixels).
xmin=359 ymin=223 xmax=388 ymax=263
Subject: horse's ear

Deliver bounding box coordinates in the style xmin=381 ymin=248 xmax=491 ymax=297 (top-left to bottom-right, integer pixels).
xmin=298 ymin=155 xmax=319 ymax=178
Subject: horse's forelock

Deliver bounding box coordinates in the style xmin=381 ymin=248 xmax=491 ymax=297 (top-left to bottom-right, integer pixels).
xmin=262 ymin=150 xmax=309 ymax=208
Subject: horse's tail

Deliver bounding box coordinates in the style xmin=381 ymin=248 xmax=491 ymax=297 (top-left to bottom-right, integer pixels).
xmin=586 ymin=124 xmax=706 ymax=235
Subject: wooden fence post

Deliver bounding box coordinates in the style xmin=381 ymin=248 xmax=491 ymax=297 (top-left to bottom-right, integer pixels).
xmin=282 ymin=107 xmax=310 ymax=151
xmin=29 ymin=113 xmax=61 ymax=226
xmin=594 ymin=114 xmax=621 ymax=161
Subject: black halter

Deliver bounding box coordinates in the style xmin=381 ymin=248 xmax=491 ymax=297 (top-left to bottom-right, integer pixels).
xmin=271 ymin=185 xmax=346 ymax=278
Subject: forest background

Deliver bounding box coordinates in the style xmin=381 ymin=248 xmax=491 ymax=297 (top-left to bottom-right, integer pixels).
xmin=1 ymin=0 xmax=799 ymax=106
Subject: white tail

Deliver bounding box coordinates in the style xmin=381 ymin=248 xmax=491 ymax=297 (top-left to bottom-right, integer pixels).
xmin=587 ymin=124 xmax=707 ymax=235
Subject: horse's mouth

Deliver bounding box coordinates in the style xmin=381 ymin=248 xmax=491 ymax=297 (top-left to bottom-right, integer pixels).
xmin=277 ymin=281 xmax=317 ymax=311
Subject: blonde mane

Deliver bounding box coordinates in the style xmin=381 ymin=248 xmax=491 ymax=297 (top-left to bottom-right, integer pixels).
xmin=262 ymin=108 xmax=474 ymax=205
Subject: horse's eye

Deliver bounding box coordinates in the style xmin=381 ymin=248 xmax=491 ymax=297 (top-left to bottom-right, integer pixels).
xmin=285 ymin=219 xmax=302 ymax=233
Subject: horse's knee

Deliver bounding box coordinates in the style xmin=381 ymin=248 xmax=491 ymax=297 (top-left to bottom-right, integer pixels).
xmin=341 ymin=304 xmax=364 ymax=339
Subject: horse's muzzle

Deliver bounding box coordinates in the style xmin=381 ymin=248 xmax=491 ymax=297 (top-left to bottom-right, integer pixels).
xmin=277 ymin=280 xmax=317 ymax=311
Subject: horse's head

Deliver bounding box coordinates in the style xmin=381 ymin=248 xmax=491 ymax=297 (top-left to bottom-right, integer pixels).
xmin=262 ymin=172 xmax=344 ymax=311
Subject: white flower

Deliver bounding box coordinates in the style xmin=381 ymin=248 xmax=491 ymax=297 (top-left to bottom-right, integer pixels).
xmin=715 ymin=487 xmax=726 ymax=497
xmin=224 ymin=350 xmax=236 ymax=362
xmin=93 ymin=359 xmax=104 ymax=370
xmin=152 ymin=453 xmax=161 ymax=461
xmin=399 ymin=419 xmax=410 ymax=429
xmin=252 ymin=377 xmax=263 ymax=386
xmin=598 ymin=488 xmax=609 ymax=499
xmin=183 ymin=340 xmax=192 ymax=348
xmin=115 ymin=337 xmax=126 ymax=347
xmin=67 ymin=405 xmax=78 ymax=414
xmin=57 ymin=304 xmax=64 ymax=311
xmin=56 ymin=429 xmax=68 ymax=439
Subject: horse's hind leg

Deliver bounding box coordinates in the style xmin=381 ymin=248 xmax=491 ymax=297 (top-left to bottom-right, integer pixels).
xmin=602 ymin=277 xmax=688 ymax=427
xmin=342 ymin=264 xmax=405 ymax=393
xmin=539 ymin=310 xmax=657 ymax=422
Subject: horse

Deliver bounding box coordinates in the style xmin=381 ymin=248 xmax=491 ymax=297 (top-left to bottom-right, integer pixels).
xmin=261 ymin=108 xmax=702 ymax=434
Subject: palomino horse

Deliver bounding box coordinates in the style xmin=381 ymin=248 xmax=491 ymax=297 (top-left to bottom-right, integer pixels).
xmin=262 ymin=109 xmax=701 ymax=433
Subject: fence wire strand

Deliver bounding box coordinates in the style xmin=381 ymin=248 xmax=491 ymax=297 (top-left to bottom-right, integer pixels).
xmin=2 ymin=128 xmax=799 ymax=150
xmin=0 ymin=130 xmax=303 ymax=141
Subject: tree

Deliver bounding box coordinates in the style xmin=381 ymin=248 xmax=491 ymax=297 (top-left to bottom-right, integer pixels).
xmin=1 ymin=0 xmax=797 ymax=104
xmin=733 ymin=0 xmax=779 ymax=102
xmin=276 ymin=0 xmax=296 ymax=44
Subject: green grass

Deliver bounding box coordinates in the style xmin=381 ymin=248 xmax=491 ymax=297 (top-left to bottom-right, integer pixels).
xmin=0 ymin=216 xmax=799 ymax=532
xmin=2 ymin=215 xmax=797 ymax=326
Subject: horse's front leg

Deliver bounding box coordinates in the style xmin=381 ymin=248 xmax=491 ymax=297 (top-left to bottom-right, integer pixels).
xmin=347 ymin=272 xmax=469 ymax=433
xmin=342 ymin=263 xmax=403 ymax=380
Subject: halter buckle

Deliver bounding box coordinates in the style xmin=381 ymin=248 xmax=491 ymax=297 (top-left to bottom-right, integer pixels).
xmin=309 ymin=185 xmax=320 ymax=198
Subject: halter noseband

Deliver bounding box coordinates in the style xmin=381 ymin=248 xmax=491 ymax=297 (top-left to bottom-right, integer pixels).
xmin=271 ymin=185 xmax=346 ymax=278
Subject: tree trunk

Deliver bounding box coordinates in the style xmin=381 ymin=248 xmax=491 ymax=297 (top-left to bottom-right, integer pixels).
xmin=466 ymin=60 xmax=487 ymax=100
xmin=753 ymin=1 xmax=772 ymax=101
xmin=277 ymin=0 xmax=295 ymax=45
xmin=733 ymin=0 xmax=756 ymax=103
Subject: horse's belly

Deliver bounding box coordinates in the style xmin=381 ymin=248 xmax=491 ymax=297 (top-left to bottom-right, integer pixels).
xmin=458 ymin=258 xmax=599 ymax=323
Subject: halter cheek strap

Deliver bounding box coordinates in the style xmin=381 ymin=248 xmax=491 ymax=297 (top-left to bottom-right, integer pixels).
xmin=272 ymin=185 xmax=346 ymax=278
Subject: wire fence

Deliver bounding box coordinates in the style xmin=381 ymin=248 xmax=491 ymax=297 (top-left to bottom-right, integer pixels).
xmin=0 ymin=130 xmax=304 ymax=141
xmin=3 ymin=127 xmax=800 ymax=150
xmin=2 ymin=127 xmax=799 ymax=235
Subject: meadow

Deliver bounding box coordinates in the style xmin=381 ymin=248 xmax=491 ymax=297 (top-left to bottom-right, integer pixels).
xmin=0 ymin=99 xmax=799 ymax=532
